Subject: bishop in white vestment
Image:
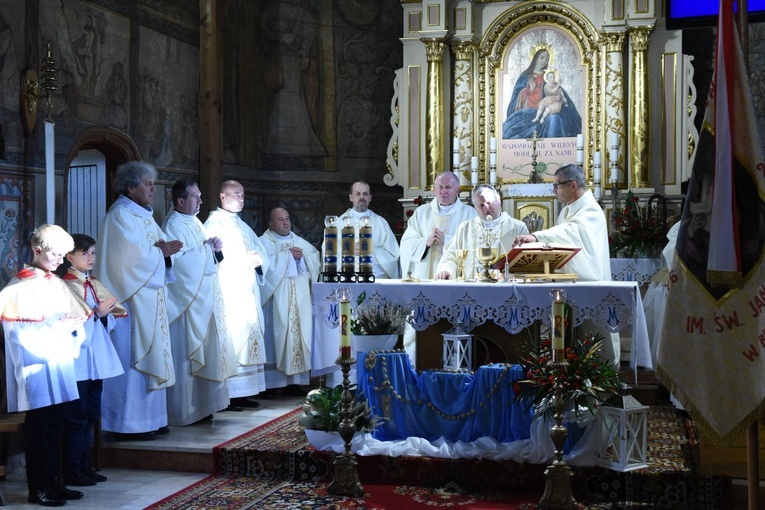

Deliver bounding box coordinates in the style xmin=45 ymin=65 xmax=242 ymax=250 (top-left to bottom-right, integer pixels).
xmin=162 ymin=181 xmax=237 ymax=425
xmin=204 ymin=180 xmax=270 ymax=400
xmin=437 ymin=185 xmax=529 ymax=280
xmin=400 ymin=172 xmax=476 ymax=279
xmin=260 ymin=207 xmax=320 ymax=387
xmin=93 ymin=162 xmax=182 ymax=435
xmin=338 ymin=181 xmax=400 ymax=279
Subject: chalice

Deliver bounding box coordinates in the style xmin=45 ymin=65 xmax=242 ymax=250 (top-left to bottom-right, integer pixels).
xmin=476 ymin=245 xmax=498 ymax=282
xmin=454 ymin=249 xmax=469 ymax=281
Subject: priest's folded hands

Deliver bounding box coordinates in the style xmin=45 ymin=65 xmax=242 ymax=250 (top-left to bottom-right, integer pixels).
xmin=155 ymin=239 xmax=184 ymax=256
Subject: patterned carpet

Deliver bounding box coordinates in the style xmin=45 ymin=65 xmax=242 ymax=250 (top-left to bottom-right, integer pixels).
xmin=146 ymin=405 xmax=728 ymax=509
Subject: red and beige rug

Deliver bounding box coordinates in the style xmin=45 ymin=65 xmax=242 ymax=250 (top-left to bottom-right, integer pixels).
xmin=146 ymin=405 xmax=727 ymax=510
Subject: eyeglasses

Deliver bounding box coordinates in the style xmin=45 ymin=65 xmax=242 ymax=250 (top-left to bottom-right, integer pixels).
xmin=552 ymin=180 xmax=573 ymax=190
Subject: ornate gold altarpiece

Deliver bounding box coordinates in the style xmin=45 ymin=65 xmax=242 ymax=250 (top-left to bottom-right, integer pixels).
xmin=387 ymin=1 xmax=692 ymax=230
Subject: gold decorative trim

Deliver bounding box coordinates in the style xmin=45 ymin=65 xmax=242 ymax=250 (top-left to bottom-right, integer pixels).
xmin=628 ymin=26 xmax=653 ymax=188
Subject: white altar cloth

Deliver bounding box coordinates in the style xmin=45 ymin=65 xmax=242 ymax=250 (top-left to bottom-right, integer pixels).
xmin=610 ymin=258 xmax=662 ymax=285
xmin=312 ymin=280 xmax=652 ymax=377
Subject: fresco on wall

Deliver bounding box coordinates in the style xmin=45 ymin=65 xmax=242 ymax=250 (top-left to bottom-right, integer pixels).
xmin=137 ymin=26 xmax=199 ymax=168
xmin=0 ymin=175 xmax=34 ymax=287
xmin=0 ymin=3 xmax=25 ymax=153
xmin=40 ymin=0 xmax=130 ymax=144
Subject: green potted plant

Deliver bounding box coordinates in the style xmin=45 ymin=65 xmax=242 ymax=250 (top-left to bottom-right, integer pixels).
xmin=351 ymin=291 xmax=411 ymax=353
xmin=297 ymin=384 xmax=380 ymax=451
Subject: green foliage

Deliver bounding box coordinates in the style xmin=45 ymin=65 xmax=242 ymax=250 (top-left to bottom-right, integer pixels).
xmin=298 ymin=384 xmax=380 ymax=432
xmin=512 ymin=332 xmax=626 ymax=420
xmin=351 ymin=291 xmax=412 ymax=335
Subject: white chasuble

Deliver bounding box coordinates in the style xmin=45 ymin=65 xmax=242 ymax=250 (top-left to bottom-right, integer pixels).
xmin=93 ymin=195 xmax=174 ymax=390
xmin=162 ymin=210 xmax=237 ymax=382
xmin=204 ymin=208 xmax=270 ymax=367
xmin=400 ymin=199 xmax=476 ymax=280
xmin=338 ymin=208 xmax=400 ymax=279
xmin=437 ymin=213 xmax=529 ymax=280
xmin=260 ymin=229 xmax=320 ymax=376
xmin=533 ymin=190 xmax=611 ymax=282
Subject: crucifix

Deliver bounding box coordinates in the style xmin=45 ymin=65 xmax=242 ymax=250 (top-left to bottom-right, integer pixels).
xmin=526 ymin=129 xmax=544 ymax=183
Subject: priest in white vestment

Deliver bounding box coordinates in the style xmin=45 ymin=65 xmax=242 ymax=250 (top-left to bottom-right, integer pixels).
xmin=94 ymin=161 xmax=183 ymax=437
xmin=338 ymin=181 xmax=400 ymax=279
xmin=260 ymin=207 xmax=320 ymax=389
xmin=437 ymin=185 xmax=529 ymax=280
xmin=400 ymin=171 xmax=477 ymax=279
xmin=512 ymin=164 xmax=618 ymax=364
xmin=162 ymin=180 xmax=237 ymax=425
xmin=204 ymin=180 xmax=271 ymax=406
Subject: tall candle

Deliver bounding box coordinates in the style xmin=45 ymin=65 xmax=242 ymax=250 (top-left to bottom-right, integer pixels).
xmin=593 ymin=165 xmax=602 ymax=181
xmin=576 ymin=149 xmax=584 ymax=164
xmin=453 ymin=137 xmax=459 ymax=151
xmin=471 ymin=170 xmax=479 ymax=186
xmin=610 ymin=168 xmax=618 ymax=183
xmin=609 ymin=132 xmax=618 ymax=147
xmin=453 ymin=152 xmax=460 ymax=167
xmin=576 ymin=134 xmax=584 ymax=149
xmin=490 ymin=169 xmax=497 ymax=185
xmin=610 ymin=149 xmax=619 ymax=164
xmin=594 ymin=186 xmax=602 ymax=200
xmin=471 ymin=156 xmax=478 ymax=170
xmin=552 ymin=300 xmax=565 ymax=352
xmin=489 ymin=152 xmax=496 ymax=166
xmin=339 ymin=296 xmax=351 ymax=360
xmin=490 ymin=137 xmax=497 ymax=151
xmin=593 ymin=151 xmax=602 ymax=166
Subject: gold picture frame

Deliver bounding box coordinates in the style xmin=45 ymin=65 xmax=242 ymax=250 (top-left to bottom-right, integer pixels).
xmin=513 ymin=197 xmax=556 ymax=234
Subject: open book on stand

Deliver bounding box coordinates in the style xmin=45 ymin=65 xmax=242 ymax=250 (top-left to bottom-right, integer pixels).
xmin=494 ymin=242 xmax=580 ymax=281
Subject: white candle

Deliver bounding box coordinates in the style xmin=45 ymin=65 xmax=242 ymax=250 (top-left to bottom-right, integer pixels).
xmin=610 ymin=149 xmax=619 ymax=164
xmin=593 ymin=166 xmax=602 ymax=181
xmin=489 ymin=152 xmax=496 ymax=166
xmin=609 ymin=132 xmax=618 ymax=147
xmin=490 ymin=137 xmax=497 ymax=151
xmin=453 ymin=152 xmax=460 ymax=167
xmin=593 ymin=151 xmax=602 ymax=165
xmin=610 ymin=168 xmax=618 ymax=183
xmin=339 ymin=298 xmax=351 ymax=360
xmin=594 ymin=186 xmax=601 ymax=200
xmin=576 ymin=134 xmax=584 ymax=149
xmin=471 ymin=156 xmax=478 ymax=170
xmin=576 ymin=149 xmax=584 ymax=164
xmin=453 ymin=137 xmax=459 ymax=150
xmin=490 ymin=170 xmax=497 ymax=185
xmin=552 ymin=300 xmax=565 ymax=352
xmin=471 ymin=170 xmax=479 ymax=186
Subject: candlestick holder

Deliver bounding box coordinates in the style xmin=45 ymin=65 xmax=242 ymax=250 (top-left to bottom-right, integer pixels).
xmin=538 ymin=359 xmax=577 ymax=510
xmin=327 ymin=355 xmax=364 ymax=497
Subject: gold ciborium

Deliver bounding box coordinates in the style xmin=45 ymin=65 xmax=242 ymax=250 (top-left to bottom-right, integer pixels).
xmin=454 ymin=249 xmax=469 ymax=281
xmin=476 ymin=245 xmax=498 ymax=283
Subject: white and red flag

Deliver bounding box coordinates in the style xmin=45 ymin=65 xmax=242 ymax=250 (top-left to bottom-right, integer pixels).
xmin=657 ymin=0 xmax=765 ymax=445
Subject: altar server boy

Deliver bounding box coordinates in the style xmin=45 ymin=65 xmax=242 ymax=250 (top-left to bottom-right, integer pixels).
xmin=60 ymin=234 xmax=126 ymax=487
xmin=0 ymin=225 xmax=89 ymax=506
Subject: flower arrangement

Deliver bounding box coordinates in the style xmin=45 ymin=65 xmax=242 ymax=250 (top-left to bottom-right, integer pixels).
xmin=512 ymin=333 xmax=625 ymax=419
xmin=351 ymin=291 xmax=412 ymax=336
xmin=297 ymin=384 xmax=381 ymax=432
xmin=609 ymin=190 xmax=666 ymax=258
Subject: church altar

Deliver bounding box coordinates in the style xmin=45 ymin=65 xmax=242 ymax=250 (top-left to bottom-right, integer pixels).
xmin=311 ymin=279 xmax=651 ymax=378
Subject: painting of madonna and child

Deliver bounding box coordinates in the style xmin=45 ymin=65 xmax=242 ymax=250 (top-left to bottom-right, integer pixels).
xmin=498 ymin=27 xmax=584 ymax=182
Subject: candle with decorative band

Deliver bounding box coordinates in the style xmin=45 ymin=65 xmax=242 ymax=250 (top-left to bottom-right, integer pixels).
xmin=550 ymin=289 xmax=566 ymax=361
xmin=358 ymin=217 xmax=373 ymax=275
xmin=341 ymin=217 xmax=355 ymax=274
xmin=323 ymin=216 xmax=338 ymax=273
xmin=339 ymin=289 xmax=352 ymax=360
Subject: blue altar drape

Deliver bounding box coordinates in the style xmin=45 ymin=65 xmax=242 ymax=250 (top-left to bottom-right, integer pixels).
xmin=357 ymin=351 xmax=583 ymax=450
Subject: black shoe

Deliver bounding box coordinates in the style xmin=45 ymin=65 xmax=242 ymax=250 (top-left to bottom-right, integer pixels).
xmin=51 ymin=481 xmax=84 ymax=499
xmin=191 ymin=414 xmax=214 ymax=425
xmin=28 ymin=489 xmax=66 ymax=507
xmin=62 ymin=472 xmax=96 ymax=487
xmin=283 ymin=384 xmax=308 ymax=397
xmin=231 ymin=397 xmax=261 ymax=408
xmin=155 ymin=425 xmax=170 ymax=435
xmin=224 ymin=404 xmax=244 ymax=412
xmin=112 ymin=431 xmax=155 ymax=441
xmin=258 ymin=389 xmax=278 ymax=400
xmin=81 ymin=467 xmax=107 ymax=483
